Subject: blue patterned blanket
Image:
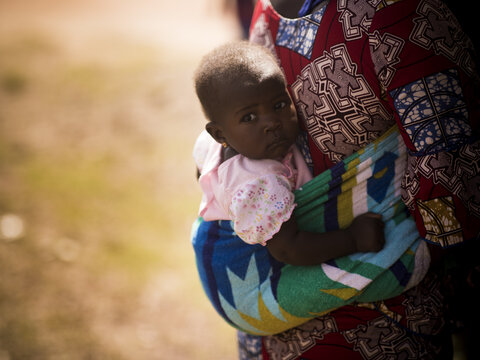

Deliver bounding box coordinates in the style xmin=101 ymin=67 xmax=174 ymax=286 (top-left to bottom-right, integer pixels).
xmin=191 ymin=126 xmax=429 ymax=335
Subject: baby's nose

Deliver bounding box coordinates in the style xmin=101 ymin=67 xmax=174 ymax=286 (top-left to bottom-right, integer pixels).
xmin=263 ymin=114 xmax=280 ymax=132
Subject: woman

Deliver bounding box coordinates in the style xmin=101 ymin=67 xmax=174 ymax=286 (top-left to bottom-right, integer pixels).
xmin=192 ymin=0 xmax=480 ymax=358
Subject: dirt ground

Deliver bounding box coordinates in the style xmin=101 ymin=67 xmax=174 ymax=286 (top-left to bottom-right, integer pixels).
xmin=0 ymin=1 xmax=245 ymax=359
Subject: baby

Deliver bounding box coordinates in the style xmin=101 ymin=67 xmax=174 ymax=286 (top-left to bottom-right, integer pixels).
xmin=193 ymin=41 xmax=385 ymax=265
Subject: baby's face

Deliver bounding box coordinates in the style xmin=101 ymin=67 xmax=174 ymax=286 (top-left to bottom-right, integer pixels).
xmin=214 ymin=72 xmax=299 ymax=160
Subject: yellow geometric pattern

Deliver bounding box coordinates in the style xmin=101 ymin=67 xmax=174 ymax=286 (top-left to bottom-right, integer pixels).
xmin=320 ymin=287 xmax=360 ymax=301
xmin=356 ymin=300 xmax=403 ymax=323
xmin=238 ymin=292 xmax=311 ymax=335
xmin=417 ymin=196 xmax=463 ymax=247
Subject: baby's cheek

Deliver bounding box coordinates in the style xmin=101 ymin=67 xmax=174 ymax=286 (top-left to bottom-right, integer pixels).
xmin=287 ymin=120 xmax=299 ymax=135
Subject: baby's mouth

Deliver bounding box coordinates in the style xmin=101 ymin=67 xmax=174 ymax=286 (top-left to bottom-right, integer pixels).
xmin=268 ymin=137 xmax=290 ymax=149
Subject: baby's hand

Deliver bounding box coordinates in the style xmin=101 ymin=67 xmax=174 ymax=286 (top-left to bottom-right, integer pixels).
xmin=348 ymin=212 xmax=385 ymax=253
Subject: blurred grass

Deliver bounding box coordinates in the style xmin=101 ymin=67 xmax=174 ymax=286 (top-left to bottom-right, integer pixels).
xmin=0 ymin=4 xmax=239 ymax=358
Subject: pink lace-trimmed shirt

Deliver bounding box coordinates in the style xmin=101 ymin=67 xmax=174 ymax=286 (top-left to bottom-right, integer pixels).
xmin=194 ymin=131 xmax=313 ymax=245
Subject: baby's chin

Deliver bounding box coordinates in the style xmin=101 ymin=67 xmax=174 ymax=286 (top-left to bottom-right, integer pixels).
xmin=266 ymin=143 xmax=294 ymax=160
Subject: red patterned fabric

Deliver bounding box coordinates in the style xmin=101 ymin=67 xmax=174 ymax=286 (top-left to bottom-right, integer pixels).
xmin=245 ymin=0 xmax=480 ymax=358
xmin=250 ymin=0 xmax=480 ymax=249
xmin=259 ymin=273 xmax=450 ymax=359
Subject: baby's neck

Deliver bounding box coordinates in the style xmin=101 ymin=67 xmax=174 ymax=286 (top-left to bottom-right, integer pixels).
xmin=222 ymin=146 xmax=239 ymax=162
xmin=270 ymin=0 xmax=328 ymax=18
xmin=270 ymin=0 xmax=305 ymax=18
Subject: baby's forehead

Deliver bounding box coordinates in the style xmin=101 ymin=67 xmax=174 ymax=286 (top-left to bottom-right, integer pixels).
xmin=217 ymin=63 xmax=284 ymax=90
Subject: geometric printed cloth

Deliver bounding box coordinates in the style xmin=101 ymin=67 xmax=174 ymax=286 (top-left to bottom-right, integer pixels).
xmin=250 ymin=0 xmax=480 ymax=249
xmin=191 ymin=125 xmax=430 ymax=335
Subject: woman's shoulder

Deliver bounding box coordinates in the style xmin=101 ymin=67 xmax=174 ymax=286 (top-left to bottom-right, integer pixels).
xmin=193 ymin=130 xmax=217 ymax=173
xmin=194 ymin=130 xmax=224 ymax=179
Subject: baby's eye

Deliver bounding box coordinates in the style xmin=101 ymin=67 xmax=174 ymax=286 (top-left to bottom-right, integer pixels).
xmin=241 ymin=113 xmax=256 ymax=122
xmin=274 ymin=101 xmax=287 ymax=110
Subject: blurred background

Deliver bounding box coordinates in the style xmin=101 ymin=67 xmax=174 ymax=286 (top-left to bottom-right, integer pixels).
xmin=0 ymin=0 xmax=250 ymax=358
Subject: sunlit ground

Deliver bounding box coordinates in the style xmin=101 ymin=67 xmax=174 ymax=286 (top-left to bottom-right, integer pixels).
xmin=0 ymin=1 xmax=243 ymax=358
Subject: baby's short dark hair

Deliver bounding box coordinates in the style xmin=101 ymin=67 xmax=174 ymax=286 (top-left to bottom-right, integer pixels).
xmin=194 ymin=41 xmax=284 ymax=122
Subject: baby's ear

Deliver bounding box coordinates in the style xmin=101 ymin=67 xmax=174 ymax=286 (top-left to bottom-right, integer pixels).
xmin=205 ymin=122 xmax=226 ymax=145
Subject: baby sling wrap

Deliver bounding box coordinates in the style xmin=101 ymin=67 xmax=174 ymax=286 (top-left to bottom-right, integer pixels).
xmin=191 ymin=125 xmax=428 ymax=335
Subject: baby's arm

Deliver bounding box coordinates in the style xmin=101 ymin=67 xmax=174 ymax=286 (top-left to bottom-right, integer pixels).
xmin=266 ymin=212 xmax=385 ymax=266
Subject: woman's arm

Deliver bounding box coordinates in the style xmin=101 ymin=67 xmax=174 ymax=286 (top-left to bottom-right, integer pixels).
xmin=266 ymin=212 xmax=385 ymax=266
